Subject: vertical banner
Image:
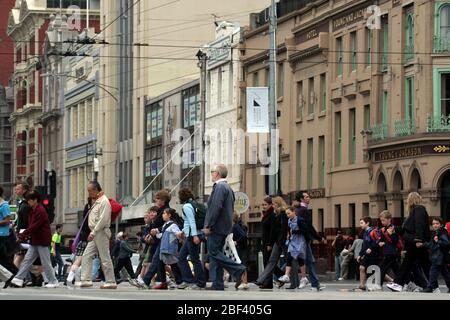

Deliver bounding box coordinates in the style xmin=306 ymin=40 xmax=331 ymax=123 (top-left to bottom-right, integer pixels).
xmin=247 ymin=87 xmax=269 ymax=133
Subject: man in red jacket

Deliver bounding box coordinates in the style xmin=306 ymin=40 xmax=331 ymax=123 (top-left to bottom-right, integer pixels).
xmin=10 ymin=190 xmax=59 ymax=288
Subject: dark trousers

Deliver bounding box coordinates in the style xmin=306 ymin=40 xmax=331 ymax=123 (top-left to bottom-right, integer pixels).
xmin=178 ymin=236 xmax=206 ymax=287
xmin=379 ymin=254 xmax=400 ymax=285
xmin=394 ymin=244 xmax=430 ymax=287
xmin=262 ymin=247 xmax=271 ymax=267
xmin=114 ymin=257 xmax=135 ymax=279
xmin=51 ymin=251 xmax=64 ymax=277
xmin=143 ymin=243 xmax=165 ymax=285
xmin=257 ymin=243 xmax=284 ymax=287
xmin=427 ymin=265 xmax=450 ymax=290
xmin=207 ymin=233 xmax=246 ymax=290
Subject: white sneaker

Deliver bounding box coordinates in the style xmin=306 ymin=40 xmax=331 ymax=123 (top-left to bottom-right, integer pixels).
xmin=387 ymin=282 xmax=403 ymax=292
xmin=44 ymin=281 xmax=60 ymax=288
xmin=278 ymin=275 xmax=290 ymax=283
xmin=433 ymin=288 xmax=441 ymax=294
xmin=10 ymin=278 xmax=24 ymax=288
xmin=238 ymin=283 xmax=249 ymax=290
xmin=167 ymin=279 xmax=177 ymax=289
xmin=299 ymin=277 xmax=309 ymax=289
xmin=338 ymin=277 xmax=344 ymax=281
xmin=137 ymin=277 xmax=145 ymax=287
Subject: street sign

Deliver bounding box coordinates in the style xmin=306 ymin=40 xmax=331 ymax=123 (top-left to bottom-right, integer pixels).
xmin=246 ymin=87 xmax=269 ymax=133
xmin=234 ymin=192 xmax=250 ymax=214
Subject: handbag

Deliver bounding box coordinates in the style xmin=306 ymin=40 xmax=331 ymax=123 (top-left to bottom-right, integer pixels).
xmin=223 ymin=233 xmax=241 ymax=264
xmin=71 ymin=210 xmax=91 ymax=254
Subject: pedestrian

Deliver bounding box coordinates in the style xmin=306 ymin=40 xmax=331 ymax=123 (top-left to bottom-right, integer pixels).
xmin=255 ymin=196 xmax=288 ymax=289
xmin=176 ymin=187 xmax=206 ymax=290
xmin=203 ymin=164 xmax=246 ymax=291
xmin=378 ymin=211 xmax=401 ymax=287
xmin=349 ymin=233 xmax=363 ymax=280
xmin=51 ymin=224 xmax=64 ymax=279
xmin=278 ymin=206 xmax=306 ymax=285
xmin=79 ymin=181 xmax=117 ymax=289
xmin=332 ymin=230 xmax=345 ymax=281
xmin=387 ymin=192 xmax=431 ymax=292
xmin=294 ymin=191 xmax=326 ymax=291
xmin=66 ymin=197 xmax=92 ymax=286
xmin=339 ymin=230 xmax=354 ymax=280
xmin=13 ymin=182 xmax=31 ymax=269
xmin=261 ymin=197 xmax=275 ymax=268
xmin=422 ymin=217 xmax=450 ymax=293
xmin=136 ymin=206 xmax=158 ymax=287
xmin=10 ymin=190 xmax=59 ymax=288
xmin=142 ymin=189 xmax=173 ymax=289
xmin=232 ymin=212 xmax=249 ymax=290
xmin=111 ymin=231 xmax=123 ymax=267
xmin=0 ymin=186 xmax=17 ymax=288
xmin=356 ymin=217 xmax=380 ymax=291
xmin=114 ymin=232 xmax=139 ymax=286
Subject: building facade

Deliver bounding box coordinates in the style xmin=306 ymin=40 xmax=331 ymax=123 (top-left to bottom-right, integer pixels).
xmin=0 ymin=0 xmax=15 ymax=87
xmin=0 ymin=86 xmax=14 ymax=200
xmin=241 ymin=0 xmax=450 ymax=271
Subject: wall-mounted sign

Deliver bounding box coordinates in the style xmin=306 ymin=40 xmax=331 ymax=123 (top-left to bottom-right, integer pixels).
xmin=206 ymin=35 xmax=232 ymax=70
xmin=333 ymin=7 xmax=366 ymax=31
xmin=295 ymin=22 xmax=329 ymax=44
xmin=246 ymin=87 xmax=269 ymax=133
xmin=373 ymin=144 xmax=450 ymax=162
xmin=234 ymin=192 xmax=250 ymax=214
xmin=308 ymin=188 xmax=325 ymax=199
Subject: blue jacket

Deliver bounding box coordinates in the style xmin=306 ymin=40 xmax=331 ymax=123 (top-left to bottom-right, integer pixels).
xmin=182 ymin=202 xmax=198 ymax=237
xmin=424 ymin=228 xmax=450 ymax=266
xmin=159 ymin=221 xmax=181 ymax=256
xmin=0 ymin=201 xmax=11 ymax=237
xmin=205 ymin=181 xmax=235 ymax=236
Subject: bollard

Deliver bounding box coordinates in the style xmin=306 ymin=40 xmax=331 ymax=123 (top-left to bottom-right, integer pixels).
xmin=258 ymin=251 xmax=263 ymax=276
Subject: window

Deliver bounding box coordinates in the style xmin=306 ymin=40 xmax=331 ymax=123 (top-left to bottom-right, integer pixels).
xmin=252 ymin=167 xmax=257 ymax=197
xmin=441 ymin=73 xmax=450 ymax=116
xmin=297 ymin=81 xmax=303 ymax=118
xmin=351 ymin=31 xmax=357 ymax=72
xmin=435 ymin=4 xmax=450 ymax=52
xmin=405 ymin=13 xmax=414 ymax=62
xmin=349 ymin=203 xmax=356 ymax=229
xmin=362 ymin=203 xmax=369 ymax=218
xmin=381 ymin=16 xmax=389 ymax=71
xmin=148 ymin=146 xmax=163 ymax=177
xmin=265 ymin=68 xmax=269 ymax=87
xmin=366 ymin=28 xmax=372 ymax=66
xmin=86 ymin=98 xmax=93 ymax=135
xmin=405 ymin=77 xmax=414 ymax=120
xmin=146 ymin=102 xmax=163 ymax=143
xmin=277 ymin=63 xmax=284 ymax=98
xmin=318 ymin=209 xmax=324 ymax=233
xmin=335 ymin=112 xmax=342 ymax=166
xmin=349 ymin=108 xmax=356 ymax=164
xmin=319 ymin=136 xmax=325 ymax=188
xmin=320 ymin=74 xmax=326 ymax=112
xmin=182 ymin=86 xmax=200 ymax=128
xmin=307 ymin=138 xmax=313 ymax=189
xmin=383 ymin=91 xmax=389 ymax=128
xmin=364 ymin=105 xmax=371 ymax=130
xmin=296 ymin=141 xmax=302 ymax=190
xmin=79 ymin=102 xmax=85 ymax=137
xmin=253 ymin=71 xmax=259 ymax=87
xmin=308 ymin=77 xmax=315 ymax=115
xmin=335 ymin=204 xmax=342 ymax=229
xmin=72 ymin=106 xmax=78 ymax=140
xmin=217 ymin=67 xmax=222 ymax=109
xmin=336 ymin=37 xmax=343 ymax=76
xmin=229 ymin=62 xmax=234 ymax=104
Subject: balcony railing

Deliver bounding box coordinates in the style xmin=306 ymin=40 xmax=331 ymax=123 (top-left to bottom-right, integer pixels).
xmin=394 ymin=118 xmax=416 ymax=137
xmin=404 ymin=45 xmax=414 ymax=63
xmin=369 ymin=124 xmax=388 ymax=141
xmin=427 ymin=114 xmax=450 ymax=132
xmin=434 ymin=36 xmax=450 ymax=53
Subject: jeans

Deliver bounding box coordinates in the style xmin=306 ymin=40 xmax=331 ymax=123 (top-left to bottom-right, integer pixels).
xmin=305 ymin=242 xmax=320 ymax=288
xmin=91 ymin=257 xmax=100 ymax=280
xmin=52 ymin=251 xmax=64 ymax=277
xmin=15 ymin=246 xmax=57 ymax=283
xmin=177 ymin=236 xmax=206 ymax=287
xmin=207 ymin=233 xmax=246 ymax=290
xmin=114 ymin=257 xmax=135 ymax=280
xmin=427 ymin=265 xmax=450 ymax=290
xmin=256 ymin=243 xmax=284 ymax=287
xmin=335 ymin=255 xmax=342 ymax=280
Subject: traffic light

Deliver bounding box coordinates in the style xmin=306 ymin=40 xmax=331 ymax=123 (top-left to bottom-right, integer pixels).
xmin=42 ymin=196 xmax=55 ymax=224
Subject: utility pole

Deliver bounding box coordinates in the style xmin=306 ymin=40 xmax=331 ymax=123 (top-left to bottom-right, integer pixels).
xmin=268 ymin=0 xmax=279 ymax=196
xmin=197 ymin=50 xmax=207 ymax=203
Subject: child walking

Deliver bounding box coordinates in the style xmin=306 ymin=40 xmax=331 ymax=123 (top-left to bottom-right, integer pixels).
xmin=278 ymin=206 xmax=307 ymax=285
xmin=378 ymin=211 xmax=401 ymax=287
xmin=423 ymin=217 xmax=450 ymax=293
xmin=356 ymin=217 xmax=380 ymax=291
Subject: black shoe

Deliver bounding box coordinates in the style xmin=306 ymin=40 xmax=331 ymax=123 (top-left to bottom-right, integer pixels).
xmin=422 ymin=287 xmax=433 ymax=293
xmin=3 ymin=276 xmax=14 ymax=289
xmin=258 ymin=284 xmax=273 ymax=289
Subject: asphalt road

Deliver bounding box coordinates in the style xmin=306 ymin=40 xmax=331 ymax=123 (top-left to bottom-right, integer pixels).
xmin=1 ymin=281 xmax=449 ymax=300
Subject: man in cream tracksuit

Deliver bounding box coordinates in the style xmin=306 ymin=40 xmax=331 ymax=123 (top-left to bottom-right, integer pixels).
xmin=80 ymin=181 xmax=117 ymax=289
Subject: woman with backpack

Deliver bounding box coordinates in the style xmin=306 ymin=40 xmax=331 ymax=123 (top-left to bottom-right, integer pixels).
xmin=176 ymin=188 xmax=206 ymax=290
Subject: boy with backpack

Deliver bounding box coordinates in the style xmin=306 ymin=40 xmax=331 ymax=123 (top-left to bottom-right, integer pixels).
xmin=356 ymin=217 xmax=381 ymax=291
xmin=423 ymin=217 xmax=450 ymax=293
xmin=176 ymin=188 xmax=206 ymax=290
xmin=378 ymin=211 xmax=402 ymax=287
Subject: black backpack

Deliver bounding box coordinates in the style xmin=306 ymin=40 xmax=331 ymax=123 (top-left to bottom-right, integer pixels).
xmin=184 ymin=200 xmax=207 ymax=231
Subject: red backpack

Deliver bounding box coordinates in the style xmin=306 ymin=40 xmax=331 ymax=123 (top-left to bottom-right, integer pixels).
xmin=109 ymin=198 xmax=123 ymax=222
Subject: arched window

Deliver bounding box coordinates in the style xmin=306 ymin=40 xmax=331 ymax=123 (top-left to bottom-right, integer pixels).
xmin=436 ymin=4 xmax=450 ymax=52
xmin=441 ymin=5 xmax=450 ymax=40
xmin=405 ymin=14 xmax=414 ymax=61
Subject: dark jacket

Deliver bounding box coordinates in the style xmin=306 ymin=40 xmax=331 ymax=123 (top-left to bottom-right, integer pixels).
xmin=16 ymin=198 xmax=31 ymax=231
xmin=18 ymin=204 xmax=51 ymax=246
xmin=80 ymin=203 xmax=92 ymax=242
xmin=111 ymin=239 xmax=121 ymax=258
xmin=402 ymin=205 xmax=430 ymax=244
xmin=379 ymin=225 xmax=400 ymax=256
xmin=359 ymin=227 xmax=380 ymax=258
xmin=269 ymin=211 xmax=288 ymax=247
xmin=118 ymin=240 xmax=135 ymax=259
xmin=295 ymin=206 xmax=322 ymax=242
xmin=424 ymin=228 xmax=450 ymax=266
xmin=261 ymin=207 xmax=275 ymax=248
xmin=152 ymin=204 xmax=170 ymax=244
xmin=232 ymin=221 xmax=248 ymax=250
xmin=204 ymin=181 xmax=235 ymax=236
